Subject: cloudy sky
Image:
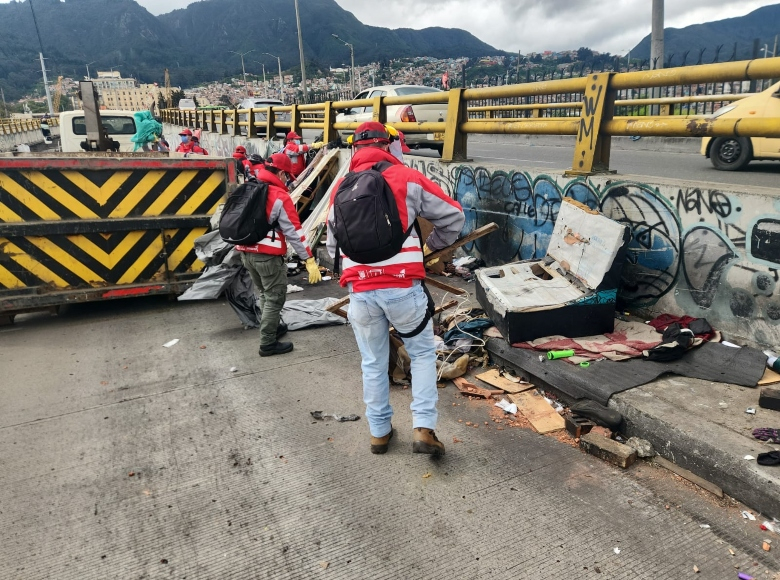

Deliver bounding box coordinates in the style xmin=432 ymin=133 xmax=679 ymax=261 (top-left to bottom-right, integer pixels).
xmin=7 ymin=0 xmax=779 ymax=54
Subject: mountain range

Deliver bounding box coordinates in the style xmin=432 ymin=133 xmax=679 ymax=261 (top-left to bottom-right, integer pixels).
xmin=631 ymin=3 xmax=780 ymax=64
xmin=0 ymin=0 xmax=496 ymax=101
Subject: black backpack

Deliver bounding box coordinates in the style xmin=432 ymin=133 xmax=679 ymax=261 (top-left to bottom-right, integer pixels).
xmin=219 ymin=181 xmax=275 ymax=245
xmin=332 ymin=161 xmax=412 ymax=269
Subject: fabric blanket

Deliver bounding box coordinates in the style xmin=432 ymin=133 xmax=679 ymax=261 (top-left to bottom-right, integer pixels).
xmin=512 ymin=320 xmax=663 ymax=363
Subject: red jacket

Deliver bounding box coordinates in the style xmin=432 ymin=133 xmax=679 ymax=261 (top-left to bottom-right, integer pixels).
xmin=236 ymin=168 xmax=313 ymax=258
xmin=326 ymin=148 xmax=464 ymax=293
xmin=284 ymin=142 xmax=310 ymax=177
xmin=176 ymin=141 xmax=208 ymax=155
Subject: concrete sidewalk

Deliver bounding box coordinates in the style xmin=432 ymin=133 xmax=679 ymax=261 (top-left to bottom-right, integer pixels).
xmin=1 ymin=283 xmax=779 ymax=578
xmin=487 ymin=332 xmax=780 ymax=520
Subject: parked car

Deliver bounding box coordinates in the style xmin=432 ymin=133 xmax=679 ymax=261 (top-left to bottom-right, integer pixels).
xmin=335 ymin=85 xmax=447 ymax=154
xmin=701 ymin=80 xmax=780 ymax=170
xmin=237 ymin=97 xmax=289 ymax=137
xmin=178 ymin=99 xmax=197 ymax=110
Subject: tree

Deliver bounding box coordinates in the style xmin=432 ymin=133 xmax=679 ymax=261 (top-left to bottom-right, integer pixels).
xmin=577 ymin=47 xmax=594 ymax=61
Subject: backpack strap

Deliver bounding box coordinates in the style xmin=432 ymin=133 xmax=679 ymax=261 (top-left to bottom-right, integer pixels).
xmin=394 ymin=282 xmax=435 ymax=339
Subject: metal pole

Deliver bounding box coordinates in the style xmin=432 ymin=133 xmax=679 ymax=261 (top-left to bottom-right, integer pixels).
xmin=263 ymin=64 xmax=267 ymax=97
xmin=294 ymin=0 xmax=308 ymax=103
xmin=650 ymin=0 xmax=664 ymax=114
xmin=278 ymin=57 xmax=284 ymax=101
xmin=28 ymin=0 xmax=53 ymax=114
xmin=350 ymin=44 xmax=355 ymax=96
xmin=1 ymin=87 xmax=7 ymax=118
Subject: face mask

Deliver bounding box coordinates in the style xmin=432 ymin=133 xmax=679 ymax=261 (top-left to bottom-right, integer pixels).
xmin=293 ymin=139 xmax=301 ymax=145
xmin=389 ymin=140 xmax=404 ymax=163
xmin=180 ymin=136 xmax=189 ymax=143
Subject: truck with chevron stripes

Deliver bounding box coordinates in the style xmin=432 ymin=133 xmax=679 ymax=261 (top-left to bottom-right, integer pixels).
xmin=0 ymin=154 xmax=236 ymax=324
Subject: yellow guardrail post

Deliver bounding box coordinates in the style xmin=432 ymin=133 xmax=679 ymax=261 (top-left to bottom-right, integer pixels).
xmin=266 ymin=106 xmax=277 ymax=138
xmin=442 ymin=88 xmax=469 ymax=163
xmin=371 ymin=96 xmax=386 ymax=123
xmin=229 ymin=108 xmax=239 ymax=137
xmin=290 ymin=105 xmax=301 ymax=136
xmin=322 ymin=101 xmax=338 ymax=144
xmin=247 ymin=108 xmax=258 ymax=139
xmin=566 ymin=73 xmax=614 ymax=175
xmin=207 ymin=109 xmax=215 ymax=133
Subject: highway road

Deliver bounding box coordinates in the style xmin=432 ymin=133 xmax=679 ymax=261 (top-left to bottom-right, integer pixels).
xmin=464 ymin=141 xmax=780 ymax=189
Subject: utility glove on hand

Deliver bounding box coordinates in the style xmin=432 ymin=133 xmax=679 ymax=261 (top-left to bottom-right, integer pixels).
xmin=305 ymin=257 xmax=322 ymax=285
xmin=422 ymin=243 xmax=440 ymax=267
xmin=310 ymin=141 xmax=324 ymax=150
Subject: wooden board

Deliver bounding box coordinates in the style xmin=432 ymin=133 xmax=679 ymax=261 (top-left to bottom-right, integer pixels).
xmin=759 ymin=367 xmax=780 ymax=386
xmin=475 ymin=369 xmax=535 ymax=394
xmin=424 ymin=222 xmax=499 ymax=264
xmin=452 ymin=377 xmax=502 ymax=399
xmin=424 ymin=276 xmax=468 ymax=296
xmin=508 ymin=391 xmax=565 ymax=433
xmin=653 ymin=456 xmax=723 ymax=498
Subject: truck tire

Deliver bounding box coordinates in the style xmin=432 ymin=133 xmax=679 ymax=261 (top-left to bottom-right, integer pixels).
xmin=710 ymin=137 xmax=752 ymax=171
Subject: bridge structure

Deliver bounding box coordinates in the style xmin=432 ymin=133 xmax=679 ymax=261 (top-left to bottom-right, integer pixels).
xmin=0 ymin=116 xmax=59 ymax=153
xmin=159 ymin=58 xmax=780 ymax=351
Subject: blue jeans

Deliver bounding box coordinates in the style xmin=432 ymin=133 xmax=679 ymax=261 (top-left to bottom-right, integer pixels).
xmin=348 ymin=282 xmax=438 ymax=438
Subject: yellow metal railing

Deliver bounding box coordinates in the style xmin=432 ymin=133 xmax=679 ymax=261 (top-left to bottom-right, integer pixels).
xmin=161 ymin=57 xmax=780 ymax=173
xmin=0 ymin=116 xmax=59 ymax=136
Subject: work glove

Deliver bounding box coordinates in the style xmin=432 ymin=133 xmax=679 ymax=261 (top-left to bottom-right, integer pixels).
xmin=310 ymin=141 xmax=324 ymax=150
xmin=305 ymin=257 xmax=322 ymax=285
xmin=422 ymin=243 xmax=440 ymax=267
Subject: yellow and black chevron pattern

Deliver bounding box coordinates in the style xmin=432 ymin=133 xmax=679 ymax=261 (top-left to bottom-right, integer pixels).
xmin=0 ymin=163 xmax=227 ymax=293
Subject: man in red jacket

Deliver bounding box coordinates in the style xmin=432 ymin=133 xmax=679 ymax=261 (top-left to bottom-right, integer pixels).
xmin=326 ymin=121 xmax=465 ymax=456
xmin=283 ymin=131 xmax=323 ymax=178
xmin=175 ymin=128 xmax=207 ymax=154
xmin=237 ymin=153 xmax=322 ymax=356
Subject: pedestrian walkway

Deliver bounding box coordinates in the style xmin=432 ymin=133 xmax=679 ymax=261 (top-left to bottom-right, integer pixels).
xmin=1 ymin=286 xmax=778 ymax=579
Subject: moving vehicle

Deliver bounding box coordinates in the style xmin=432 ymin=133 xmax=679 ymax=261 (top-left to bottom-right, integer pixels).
xmin=59 ymin=110 xmax=138 ymax=152
xmin=701 ymin=80 xmax=780 ymax=170
xmin=335 ymin=85 xmax=447 ymax=154
xmin=237 ymin=97 xmax=290 ymax=137
xmin=178 ymin=99 xmax=197 ymax=110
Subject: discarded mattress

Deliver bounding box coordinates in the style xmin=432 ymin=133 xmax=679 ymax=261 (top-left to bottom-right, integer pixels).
xmin=487 ymin=338 xmax=768 ymax=405
xmin=476 ymin=198 xmax=630 ymax=343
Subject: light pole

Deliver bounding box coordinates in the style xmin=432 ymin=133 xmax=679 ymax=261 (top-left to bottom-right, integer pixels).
xmin=263 ymin=53 xmax=284 ymax=102
xmin=28 ymin=0 xmax=53 ymax=114
xmin=294 ymin=0 xmax=308 ymax=103
xmin=85 ymin=61 xmax=97 ymax=81
xmin=332 ymin=34 xmax=355 ymax=97
xmin=229 ymin=50 xmax=254 ymax=97
xmin=252 ymin=61 xmax=269 ymax=98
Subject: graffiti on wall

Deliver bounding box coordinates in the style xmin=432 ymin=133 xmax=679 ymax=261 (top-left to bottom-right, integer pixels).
xmin=410 ymin=159 xmax=780 ymax=341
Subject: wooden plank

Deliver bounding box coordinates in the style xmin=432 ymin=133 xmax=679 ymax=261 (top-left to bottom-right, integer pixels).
xmin=475 ymin=369 xmax=535 ymax=394
xmin=653 ymin=456 xmax=724 ymax=498
xmin=452 ymin=377 xmax=502 ymax=399
xmin=424 ymin=276 xmax=468 ymax=296
xmin=424 ymin=222 xmax=499 ymax=265
xmin=508 ymin=391 xmax=565 ymax=433
xmin=759 ymin=367 xmax=780 ymax=386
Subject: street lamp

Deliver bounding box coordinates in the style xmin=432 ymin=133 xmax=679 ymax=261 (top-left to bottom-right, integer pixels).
xmin=332 ymin=34 xmax=355 ymax=97
xmin=263 ymin=53 xmax=284 ymax=102
xmin=760 ymin=44 xmax=769 ymax=58
xmin=84 ymin=61 xmax=97 ymax=81
xmin=229 ymin=49 xmax=254 ymax=97
xmin=252 ymin=61 xmax=268 ymax=98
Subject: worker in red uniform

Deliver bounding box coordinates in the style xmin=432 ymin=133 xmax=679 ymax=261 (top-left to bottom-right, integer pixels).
xmin=232 ymin=145 xmax=252 ymax=177
xmin=283 ymin=131 xmax=323 ymax=178
xmin=236 ymin=153 xmax=322 ymax=356
xmin=176 ymin=128 xmax=207 ymax=154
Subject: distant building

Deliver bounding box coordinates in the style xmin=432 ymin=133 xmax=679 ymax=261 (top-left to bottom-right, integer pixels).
xmin=87 ymin=71 xmax=161 ymax=111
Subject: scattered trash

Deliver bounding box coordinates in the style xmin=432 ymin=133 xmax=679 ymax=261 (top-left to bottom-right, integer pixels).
xmin=436 ymin=354 xmax=470 ymax=380
xmin=693 ymin=565 xmax=700 ymax=573
xmin=763 ymin=540 xmax=772 ymax=552
xmin=422 ymin=472 xmax=432 ymax=479
xmin=746 ymin=407 xmax=756 ymax=415
xmin=322 ymin=276 xmax=332 ymax=281
xmin=547 ymin=349 xmax=575 ymax=360
xmin=613 ymin=547 xmax=621 ymax=555
xmin=729 ymin=548 xmax=735 ymax=556
xmin=699 ymin=524 xmax=711 ymax=529
xmin=287 ymin=284 xmax=304 ymax=294
xmin=722 ymin=341 xmax=741 ymax=348
xmin=319 ymin=561 xmax=329 ymax=569
xmin=495 ymin=398 xmax=518 ymax=415
xmin=230 ymin=367 xmax=238 ymax=373
xmin=742 ymin=511 xmax=757 ymax=521
xmin=310 ymin=411 xmax=360 ymax=422
xmin=626 ymin=437 xmax=655 ymax=458
xmin=719 ymin=402 xmax=728 ymax=408
xmin=761 ymin=520 xmax=780 ymax=534
xmin=738 ymin=573 xmax=755 ymax=580
xmin=162 ymin=339 xmax=179 ymax=348
xmin=499 ymin=369 xmax=522 ymax=383
xmin=744 ymin=455 xmax=755 ymax=461
xmin=453 ymin=377 xmax=502 ymax=399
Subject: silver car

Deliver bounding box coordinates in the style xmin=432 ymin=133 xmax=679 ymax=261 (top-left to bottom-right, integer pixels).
xmin=238 ymin=98 xmax=290 ymax=137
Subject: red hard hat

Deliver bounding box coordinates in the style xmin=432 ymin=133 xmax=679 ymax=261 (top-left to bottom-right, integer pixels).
xmin=352 ymin=121 xmax=390 ymax=146
xmin=178 ymin=128 xmax=193 ymax=136
xmin=286 ymin=131 xmax=301 ymax=141
xmin=234 ymin=145 xmax=247 ymax=155
xmin=266 ymin=152 xmax=294 ymax=174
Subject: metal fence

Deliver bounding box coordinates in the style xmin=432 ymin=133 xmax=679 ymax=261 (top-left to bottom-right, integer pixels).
xmin=161 ymin=57 xmax=780 ymax=173
xmin=0 ymin=116 xmax=58 ymax=135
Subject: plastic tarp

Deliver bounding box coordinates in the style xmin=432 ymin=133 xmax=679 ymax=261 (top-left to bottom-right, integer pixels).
xmin=281 ymin=297 xmax=347 ymax=330
xmin=130 ymin=110 xmax=163 ymax=151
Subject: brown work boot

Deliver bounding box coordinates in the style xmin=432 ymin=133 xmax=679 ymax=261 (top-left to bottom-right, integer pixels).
xmin=413 ymin=428 xmax=445 ymax=456
xmin=370 ymin=427 xmax=394 ymax=454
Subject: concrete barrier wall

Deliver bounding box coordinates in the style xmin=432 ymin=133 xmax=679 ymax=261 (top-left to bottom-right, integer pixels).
xmin=405 ymin=155 xmax=780 ymax=349
xmin=161 ymin=123 xmax=282 ymax=159
xmin=0 ymin=126 xmax=59 ymax=153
